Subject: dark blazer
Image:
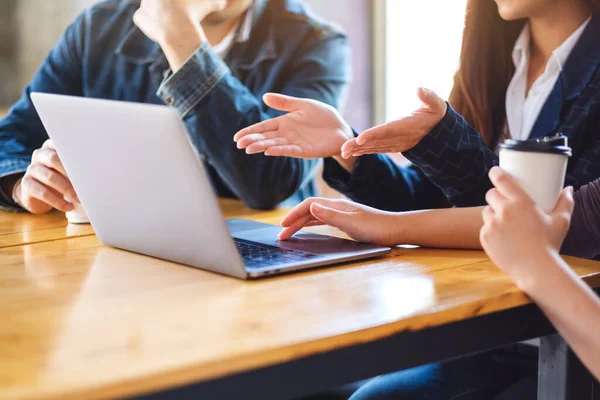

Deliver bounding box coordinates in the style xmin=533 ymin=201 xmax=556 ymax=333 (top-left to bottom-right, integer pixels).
xmin=324 ymin=15 xmax=600 ymax=210
xmin=0 ymin=0 xmax=350 ymax=211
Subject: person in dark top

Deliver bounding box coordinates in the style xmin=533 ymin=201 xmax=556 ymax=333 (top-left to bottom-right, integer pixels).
xmin=0 ymin=0 xmax=350 ymax=213
xmin=236 ymin=1 xmax=600 ymax=396
xmin=235 ymin=1 xmax=600 ymax=213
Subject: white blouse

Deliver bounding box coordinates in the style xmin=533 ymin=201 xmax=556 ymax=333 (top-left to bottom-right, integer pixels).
xmin=505 ymin=17 xmax=591 ymax=141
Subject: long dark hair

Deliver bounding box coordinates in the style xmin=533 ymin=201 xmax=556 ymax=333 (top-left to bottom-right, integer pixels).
xmin=449 ymin=0 xmax=600 ymax=150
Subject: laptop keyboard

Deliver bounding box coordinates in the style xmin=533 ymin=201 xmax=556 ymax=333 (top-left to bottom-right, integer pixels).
xmin=234 ymin=238 xmax=318 ymax=269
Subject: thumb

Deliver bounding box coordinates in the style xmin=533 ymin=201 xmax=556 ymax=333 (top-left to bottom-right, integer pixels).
xmin=310 ymin=203 xmax=355 ymax=233
xmin=417 ymin=87 xmax=445 ymax=111
xmin=263 ymin=93 xmax=310 ymax=112
xmin=552 ymin=187 xmax=575 ymax=218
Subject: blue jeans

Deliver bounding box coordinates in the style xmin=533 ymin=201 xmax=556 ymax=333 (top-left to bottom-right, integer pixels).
xmin=349 ymin=344 xmax=538 ymax=400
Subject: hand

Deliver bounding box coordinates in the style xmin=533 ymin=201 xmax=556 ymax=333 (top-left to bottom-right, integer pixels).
xmin=278 ymin=197 xmax=397 ymax=246
xmin=233 ymin=93 xmax=354 ymax=162
xmin=341 ymin=88 xmax=447 ymax=158
xmin=14 ymin=140 xmax=78 ymax=214
xmin=133 ymin=0 xmax=226 ymax=71
xmin=480 ymin=167 xmax=575 ymax=290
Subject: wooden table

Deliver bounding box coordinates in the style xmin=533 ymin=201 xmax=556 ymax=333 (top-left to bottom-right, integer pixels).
xmin=0 ymin=108 xmax=7 ymax=118
xmin=0 ymin=199 xmax=284 ymax=249
xmin=1 ymin=202 xmax=599 ymax=400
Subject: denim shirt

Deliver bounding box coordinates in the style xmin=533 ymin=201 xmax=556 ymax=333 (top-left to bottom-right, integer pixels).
xmin=0 ymin=0 xmax=350 ymax=211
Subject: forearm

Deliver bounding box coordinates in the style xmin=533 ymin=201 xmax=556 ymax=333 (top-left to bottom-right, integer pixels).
xmin=392 ymin=206 xmax=483 ymax=249
xmin=527 ymin=252 xmax=600 ymax=380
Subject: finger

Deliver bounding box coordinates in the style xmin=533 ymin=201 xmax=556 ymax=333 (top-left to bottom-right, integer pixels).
xmin=341 ymin=138 xmax=359 ymax=158
xmin=352 ymin=137 xmax=405 ymax=150
xmin=481 ymin=205 xmax=495 ymax=226
xmin=488 ymin=167 xmax=531 ymax=202
xmin=278 ymin=214 xmax=320 ymax=240
xmin=234 ymin=119 xmax=281 ymax=142
xmin=264 ymin=145 xmax=304 ymax=158
xmin=246 ymin=138 xmax=290 ymax=155
xmin=263 ymin=93 xmax=312 ymax=113
xmin=350 ymin=143 xmax=404 ymax=156
xmin=236 ymin=132 xmax=277 ymax=149
xmin=280 ymin=197 xmax=344 ymax=227
xmin=310 ymin=203 xmax=354 ymax=233
xmin=27 ymin=164 xmax=77 ymax=201
xmin=34 ymin=147 xmax=68 ymax=177
xmin=552 ymin=187 xmax=575 ymax=217
xmin=350 ymin=149 xmax=395 ymax=157
xmin=356 ymin=122 xmax=400 ymax=145
xmin=42 ymin=139 xmax=56 ymax=150
xmin=22 ymin=176 xmax=74 ymax=212
xmin=304 ymin=220 xmax=324 ymax=227
xmin=416 ymin=87 xmax=445 ymax=111
xmin=484 ymin=188 xmax=507 ymax=210
xmin=132 ymin=8 xmax=148 ymax=28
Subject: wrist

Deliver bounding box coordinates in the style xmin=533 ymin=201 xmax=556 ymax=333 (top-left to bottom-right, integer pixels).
xmin=380 ymin=213 xmax=409 ymax=246
xmin=332 ymin=124 xmax=356 ymax=172
xmin=160 ymin=28 xmax=206 ymax=72
xmin=0 ymin=174 xmax=24 ymax=206
xmin=514 ymin=249 xmax=563 ymax=294
xmin=332 ymin=155 xmax=356 ymax=172
xmin=12 ymin=177 xmax=23 ymax=206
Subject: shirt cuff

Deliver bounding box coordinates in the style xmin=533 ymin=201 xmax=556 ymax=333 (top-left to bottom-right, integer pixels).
xmin=322 ymin=154 xmax=384 ymax=196
xmin=156 ymin=42 xmax=229 ymax=118
xmin=0 ymin=161 xmax=28 ymax=212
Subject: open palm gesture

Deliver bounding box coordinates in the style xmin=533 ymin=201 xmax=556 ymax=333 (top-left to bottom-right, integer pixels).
xmin=234 ymin=93 xmax=353 ymax=159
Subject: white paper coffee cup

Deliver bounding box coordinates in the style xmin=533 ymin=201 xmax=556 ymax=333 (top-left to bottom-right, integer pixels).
xmin=498 ymin=136 xmax=571 ymax=211
xmin=64 ymin=196 xmax=90 ymax=224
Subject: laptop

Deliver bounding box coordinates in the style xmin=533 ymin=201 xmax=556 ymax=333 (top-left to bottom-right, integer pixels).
xmin=30 ymin=93 xmax=391 ymax=279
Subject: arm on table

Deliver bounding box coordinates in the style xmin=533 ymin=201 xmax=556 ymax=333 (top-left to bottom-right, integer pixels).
xmin=480 ymin=167 xmax=600 ymax=380
xmin=526 ymin=252 xmax=600 ymax=380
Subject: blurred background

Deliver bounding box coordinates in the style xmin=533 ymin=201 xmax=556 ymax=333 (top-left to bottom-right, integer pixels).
xmin=1 ymin=0 xmax=467 ymax=130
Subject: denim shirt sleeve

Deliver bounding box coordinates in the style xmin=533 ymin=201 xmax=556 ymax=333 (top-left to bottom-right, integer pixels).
xmin=156 ymin=34 xmax=349 ymax=210
xmin=0 ymin=13 xmax=86 ymax=211
xmin=402 ymin=104 xmax=499 ymax=207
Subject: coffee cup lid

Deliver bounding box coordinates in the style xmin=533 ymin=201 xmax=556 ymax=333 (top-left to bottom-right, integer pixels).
xmin=499 ymin=135 xmax=572 ymax=156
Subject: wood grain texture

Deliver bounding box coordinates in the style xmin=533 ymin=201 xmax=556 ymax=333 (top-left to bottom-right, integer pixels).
xmin=0 ymin=199 xmax=287 ymax=249
xmin=1 ymin=206 xmax=600 ymax=400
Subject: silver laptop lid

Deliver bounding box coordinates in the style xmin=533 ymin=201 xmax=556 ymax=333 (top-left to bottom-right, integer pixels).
xmin=31 ymin=93 xmax=248 ymax=279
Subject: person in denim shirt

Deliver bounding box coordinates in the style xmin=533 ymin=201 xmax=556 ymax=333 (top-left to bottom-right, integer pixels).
xmin=0 ymin=0 xmax=349 ymax=213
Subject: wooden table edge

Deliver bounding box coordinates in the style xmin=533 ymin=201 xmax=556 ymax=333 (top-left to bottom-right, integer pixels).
xmin=12 ymin=272 xmax=600 ymax=400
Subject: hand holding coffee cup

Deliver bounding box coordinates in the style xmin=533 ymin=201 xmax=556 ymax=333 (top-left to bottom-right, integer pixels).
xmin=13 ymin=140 xmax=89 ymax=223
xmin=498 ymin=136 xmax=572 ymax=211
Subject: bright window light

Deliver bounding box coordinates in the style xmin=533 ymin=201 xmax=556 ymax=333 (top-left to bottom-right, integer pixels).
xmin=384 ymin=0 xmax=467 ymax=121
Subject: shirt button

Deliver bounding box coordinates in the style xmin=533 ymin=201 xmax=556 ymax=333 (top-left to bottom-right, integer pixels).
xmin=166 ymin=97 xmax=175 ymax=105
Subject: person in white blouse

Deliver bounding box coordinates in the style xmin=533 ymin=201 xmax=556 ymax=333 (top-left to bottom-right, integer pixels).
xmin=236 ymin=0 xmax=600 ymax=398
xmin=507 ymin=16 xmax=591 ymax=140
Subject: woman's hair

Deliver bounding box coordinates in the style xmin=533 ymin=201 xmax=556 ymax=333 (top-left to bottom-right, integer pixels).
xmin=449 ymin=0 xmax=600 ymax=150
